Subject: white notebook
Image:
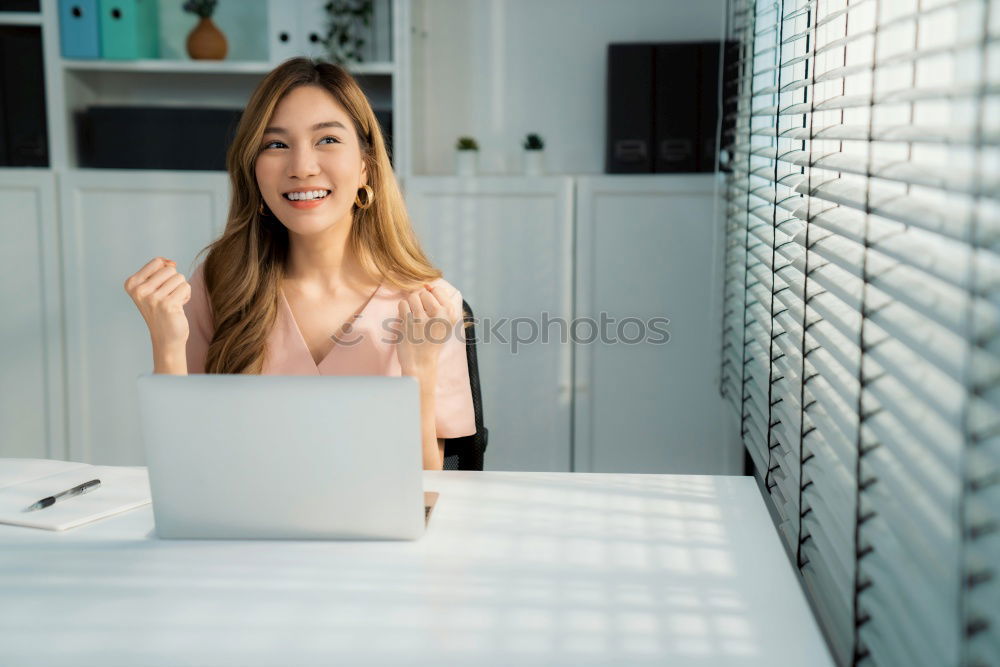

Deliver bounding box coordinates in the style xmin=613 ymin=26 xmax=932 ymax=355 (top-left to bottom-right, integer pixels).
xmin=0 ymin=458 xmax=151 ymax=531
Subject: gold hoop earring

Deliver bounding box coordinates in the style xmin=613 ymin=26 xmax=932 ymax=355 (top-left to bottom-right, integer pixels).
xmin=355 ymin=185 xmax=374 ymax=210
xmin=258 ymin=201 xmax=268 ymax=216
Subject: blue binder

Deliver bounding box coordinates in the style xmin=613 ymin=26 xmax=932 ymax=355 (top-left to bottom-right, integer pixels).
xmin=58 ymin=0 xmax=101 ymax=59
xmin=99 ymin=0 xmax=158 ymax=60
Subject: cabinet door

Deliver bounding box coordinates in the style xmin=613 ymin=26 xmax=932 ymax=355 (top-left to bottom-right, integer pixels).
xmin=59 ymin=170 xmax=227 ymax=465
xmin=574 ymin=175 xmax=740 ymax=474
xmin=405 ymin=176 xmax=574 ymax=471
xmin=0 ymin=170 xmax=65 ymax=459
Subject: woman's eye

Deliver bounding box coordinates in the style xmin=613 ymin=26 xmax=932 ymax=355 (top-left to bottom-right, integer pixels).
xmin=261 ymin=137 xmax=338 ymax=150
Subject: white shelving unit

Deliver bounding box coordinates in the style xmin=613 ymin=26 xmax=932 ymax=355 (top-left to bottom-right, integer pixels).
xmin=8 ymin=0 xmax=412 ymax=175
xmin=0 ymin=0 xmax=413 ymax=463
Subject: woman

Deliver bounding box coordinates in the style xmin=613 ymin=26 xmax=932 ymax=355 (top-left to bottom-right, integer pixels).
xmin=123 ymin=58 xmax=475 ymax=470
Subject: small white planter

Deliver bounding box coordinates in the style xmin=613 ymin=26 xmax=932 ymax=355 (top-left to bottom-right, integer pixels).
xmin=455 ymin=150 xmax=478 ymax=177
xmin=523 ymin=149 xmax=544 ymax=176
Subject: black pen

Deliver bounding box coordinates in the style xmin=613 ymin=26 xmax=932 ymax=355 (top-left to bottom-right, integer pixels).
xmin=23 ymin=479 xmax=102 ymax=512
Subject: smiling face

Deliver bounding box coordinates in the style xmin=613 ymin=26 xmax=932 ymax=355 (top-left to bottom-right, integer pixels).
xmin=255 ymin=84 xmax=368 ymax=236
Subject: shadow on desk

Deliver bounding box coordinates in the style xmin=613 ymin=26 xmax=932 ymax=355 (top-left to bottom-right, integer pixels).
xmin=0 ymin=471 xmax=833 ymax=666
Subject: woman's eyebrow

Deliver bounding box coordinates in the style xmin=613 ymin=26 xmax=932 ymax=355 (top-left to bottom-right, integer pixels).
xmin=263 ymin=121 xmax=347 ymax=135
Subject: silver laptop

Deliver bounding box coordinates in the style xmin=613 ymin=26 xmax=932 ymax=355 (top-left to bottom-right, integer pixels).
xmin=136 ymin=373 xmax=430 ymax=540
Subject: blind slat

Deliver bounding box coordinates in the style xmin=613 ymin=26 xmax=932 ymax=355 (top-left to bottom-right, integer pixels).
xmin=722 ymin=0 xmax=1000 ymax=661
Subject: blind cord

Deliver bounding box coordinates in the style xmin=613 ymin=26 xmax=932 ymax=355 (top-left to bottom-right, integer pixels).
xmin=797 ymin=0 xmax=822 ymax=573
xmin=958 ymin=1 xmax=993 ymax=664
xmin=851 ymin=1 xmax=882 ymax=663
xmin=765 ymin=0 xmax=789 ymax=495
xmin=714 ymin=0 xmax=732 ymax=400
xmin=739 ymin=0 xmax=759 ymax=463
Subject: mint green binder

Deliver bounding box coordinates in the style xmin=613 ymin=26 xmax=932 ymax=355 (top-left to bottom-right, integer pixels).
xmin=99 ymin=0 xmax=159 ymax=59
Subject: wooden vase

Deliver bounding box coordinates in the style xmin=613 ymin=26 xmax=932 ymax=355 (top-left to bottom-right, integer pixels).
xmin=186 ymin=17 xmax=228 ymax=60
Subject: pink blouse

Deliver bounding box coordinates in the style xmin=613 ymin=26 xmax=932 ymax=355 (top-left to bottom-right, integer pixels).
xmin=183 ymin=262 xmax=476 ymax=439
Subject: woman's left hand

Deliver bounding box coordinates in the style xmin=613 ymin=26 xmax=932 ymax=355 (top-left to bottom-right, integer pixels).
xmin=395 ymin=283 xmax=461 ymax=378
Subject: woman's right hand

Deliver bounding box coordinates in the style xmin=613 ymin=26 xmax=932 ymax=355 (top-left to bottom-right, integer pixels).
xmin=124 ymin=257 xmax=192 ymax=350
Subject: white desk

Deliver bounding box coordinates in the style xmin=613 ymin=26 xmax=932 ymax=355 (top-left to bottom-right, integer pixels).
xmin=0 ymin=471 xmax=832 ymax=666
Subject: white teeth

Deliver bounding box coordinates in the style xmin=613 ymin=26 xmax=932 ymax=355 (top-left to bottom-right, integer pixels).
xmin=285 ymin=189 xmax=330 ymax=201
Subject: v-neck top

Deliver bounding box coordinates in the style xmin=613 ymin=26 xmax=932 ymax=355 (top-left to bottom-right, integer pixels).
xmin=183 ymin=262 xmax=476 ymax=439
xmin=279 ymin=279 xmax=382 ymax=367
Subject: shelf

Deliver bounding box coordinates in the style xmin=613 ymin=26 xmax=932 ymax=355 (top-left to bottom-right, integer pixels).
xmin=346 ymin=61 xmax=396 ymax=76
xmin=61 ymin=59 xmax=396 ymax=76
xmin=0 ymin=11 xmax=42 ymax=26
xmin=63 ymin=59 xmax=273 ymax=74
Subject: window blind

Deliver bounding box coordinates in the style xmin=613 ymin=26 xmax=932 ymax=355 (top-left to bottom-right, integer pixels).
xmin=719 ymin=0 xmax=999 ymax=665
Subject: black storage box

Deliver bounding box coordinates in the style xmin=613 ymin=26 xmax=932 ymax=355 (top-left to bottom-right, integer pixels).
xmin=373 ymin=108 xmax=393 ymax=166
xmin=606 ymin=40 xmax=737 ymax=174
xmin=0 ymin=1 xmax=40 ymax=11
xmin=75 ymin=106 xmax=243 ymax=170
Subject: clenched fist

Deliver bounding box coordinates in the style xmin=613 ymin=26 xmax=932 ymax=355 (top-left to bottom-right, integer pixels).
xmin=124 ymin=257 xmax=191 ymax=352
xmin=395 ymin=283 xmax=462 ymax=378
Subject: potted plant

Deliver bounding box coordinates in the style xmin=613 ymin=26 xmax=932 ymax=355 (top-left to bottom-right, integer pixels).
xmin=321 ymin=0 xmax=374 ymax=65
xmin=455 ymin=136 xmax=479 ymax=177
xmin=184 ymin=0 xmax=227 ymax=60
xmin=522 ymin=133 xmax=544 ymax=176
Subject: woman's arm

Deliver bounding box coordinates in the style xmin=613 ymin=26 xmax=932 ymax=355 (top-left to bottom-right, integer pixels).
xmin=396 ymin=284 xmax=461 ymax=471
xmin=153 ymin=344 xmax=188 ymax=375
xmin=417 ymin=366 xmax=443 ymax=470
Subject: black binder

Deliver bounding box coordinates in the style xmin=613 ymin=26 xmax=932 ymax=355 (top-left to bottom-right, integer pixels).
xmin=698 ymin=42 xmax=720 ymax=172
xmin=654 ymin=43 xmax=700 ymax=173
xmin=374 ymin=108 xmax=393 ymax=166
xmin=606 ymin=44 xmax=654 ymax=173
xmin=0 ymin=25 xmax=49 ymax=167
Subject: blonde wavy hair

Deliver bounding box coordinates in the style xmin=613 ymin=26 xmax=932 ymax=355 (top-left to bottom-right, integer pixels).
xmin=197 ymin=57 xmax=441 ymax=374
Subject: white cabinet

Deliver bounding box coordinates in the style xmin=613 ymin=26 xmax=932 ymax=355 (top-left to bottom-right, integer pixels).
xmin=405 ymin=174 xmax=739 ymax=474
xmin=574 ymin=175 xmax=739 ymax=474
xmin=0 ymin=170 xmax=65 ymax=460
xmin=2 ymin=169 xmax=738 ymax=473
xmin=405 ymin=177 xmax=575 ymax=472
xmin=59 ymin=170 xmax=226 ymax=464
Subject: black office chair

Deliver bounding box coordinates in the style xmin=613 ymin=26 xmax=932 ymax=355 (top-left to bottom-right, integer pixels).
xmin=442 ymin=299 xmax=489 ymax=470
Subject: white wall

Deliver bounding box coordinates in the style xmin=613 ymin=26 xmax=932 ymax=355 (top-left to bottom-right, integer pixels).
xmin=410 ymin=0 xmax=727 ymax=176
